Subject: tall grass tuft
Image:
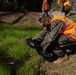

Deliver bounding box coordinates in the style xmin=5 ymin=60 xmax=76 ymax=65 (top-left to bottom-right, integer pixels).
xmin=0 ymin=24 xmax=43 ymax=75
xmin=0 ymin=65 xmax=10 ymax=75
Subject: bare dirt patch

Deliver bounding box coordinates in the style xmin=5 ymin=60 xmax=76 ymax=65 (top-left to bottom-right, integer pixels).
xmin=0 ymin=11 xmax=42 ymax=25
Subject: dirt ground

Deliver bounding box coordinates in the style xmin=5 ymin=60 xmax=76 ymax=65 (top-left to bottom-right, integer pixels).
xmin=0 ymin=11 xmax=76 ymax=25
xmin=0 ymin=11 xmax=42 ymax=25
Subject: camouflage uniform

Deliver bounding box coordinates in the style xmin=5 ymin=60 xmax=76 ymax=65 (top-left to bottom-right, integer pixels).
xmin=41 ymin=0 xmax=50 ymax=19
xmin=36 ymin=20 xmax=76 ymax=57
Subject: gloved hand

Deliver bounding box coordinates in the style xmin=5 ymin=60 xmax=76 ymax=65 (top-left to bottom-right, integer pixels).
xmin=26 ymin=38 xmax=42 ymax=49
xmin=33 ymin=38 xmax=43 ymax=43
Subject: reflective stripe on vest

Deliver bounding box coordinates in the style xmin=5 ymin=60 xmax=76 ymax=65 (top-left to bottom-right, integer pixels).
xmin=51 ymin=15 xmax=76 ymax=40
xmin=64 ymin=0 xmax=71 ymax=7
xmin=58 ymin=0 xmax=60 ymax=7
xmin=43 ymin=1 xmax=49 ymax=10
xmin=63 ymin=18 xmax=71 ymax=29
xmin=59 ymin=18 xmax=76 ymax=39
xmin=71 ymin=29 xmax=76 ymax=34
xmin=67 ymin=19 xmax=70 ymax=26
xmin=57 ymin=0 xmax=71 ymax=7
xmin=56 ymin=17 xmax=71 ymax=27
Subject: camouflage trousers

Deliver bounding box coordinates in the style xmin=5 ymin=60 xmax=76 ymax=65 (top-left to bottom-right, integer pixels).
xmin=41 ymin=34 xmax=76 ymax=57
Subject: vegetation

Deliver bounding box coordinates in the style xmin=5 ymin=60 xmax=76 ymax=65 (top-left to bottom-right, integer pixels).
xmin=0 ymin=24 xmax=44 ymax=75
xmin=0 ymin=0 xmax=42 ymax=11
xmin=0 ymin=20 xmax=76 ymax=75
xmin=0 ymin=0 xmax=54 ymax=11
xmin=0 ymin=0 xmax=76 ymax=75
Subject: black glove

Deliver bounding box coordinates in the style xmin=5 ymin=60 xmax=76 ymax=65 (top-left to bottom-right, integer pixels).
xmin=26 ymin=38 xmax=42 ymax=49
xmin=33 ymin=38 xmax=43 ymax=43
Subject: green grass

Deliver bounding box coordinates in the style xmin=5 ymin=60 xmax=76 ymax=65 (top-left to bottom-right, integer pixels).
xmin=69 ymin=14 xmax=76 ymax=22
xmin=0 ymin=65 xmax=10 ymax=75
xmin=0 ymin=24 xmax=44 ymax=75
xmin=1 ymin=21 xmax=76 ymax=75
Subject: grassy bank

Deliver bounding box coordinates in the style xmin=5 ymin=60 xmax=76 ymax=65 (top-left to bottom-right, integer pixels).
xmin=0 ymin=24 xmax=43 ymax=75
xmin=0 ymin=23 xmax=76 ymax=75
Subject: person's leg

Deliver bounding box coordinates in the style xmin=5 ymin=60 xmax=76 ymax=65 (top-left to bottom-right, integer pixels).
xmin=49 ymin=35 xmax=65 ymax=58
xmin=53 ymin=34 xmax=76 ymax=56
xmin=47 ymin=40 xmax=68 ymax=64
xmin=37 ymin=33 xmax=57 ymax=61
xmin=51 ymin=42 xmax=65 ymax=58
xmin=53 ymin=34 xmax=76 ymax=64
xmin=26 ymin=38 xmax=55 ymax=61
xmin=52 ymin=43 xmax=68 ymax=64
xmin=38 ymin=35 xmax=64 ymax=61
xmin=58 ymin=34 xmax=76 ymax=46
xmin=38 ymin=48 xmax=55 ymax=61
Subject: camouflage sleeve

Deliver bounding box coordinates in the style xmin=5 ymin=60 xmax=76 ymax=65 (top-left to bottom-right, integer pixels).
xmin=49 ymin=20 xmax=64 ymax=41
xmin=41 ymin=20 xmax=64 ymax=50
xmin=35 ymin=27 xmax=48 ymax=39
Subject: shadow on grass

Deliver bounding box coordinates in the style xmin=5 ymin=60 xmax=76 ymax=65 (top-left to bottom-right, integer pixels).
xmin=0 ymin=50 xmax=16 ymax=75
xmin=0 ymin=50 xmax=31 ymax=75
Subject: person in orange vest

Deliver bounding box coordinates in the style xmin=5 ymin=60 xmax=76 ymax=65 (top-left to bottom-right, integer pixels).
xmin=26 ymin=12 xmax=76 ymax=63
xmin=42 ymin=0 xmax=50 ymax=15
xmin=55 ymin=0 xmax=72 ymax=15
xmin=39 ymin=0 xmax=50 ymax=23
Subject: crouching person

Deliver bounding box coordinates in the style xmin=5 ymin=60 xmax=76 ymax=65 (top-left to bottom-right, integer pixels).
xmin=26 ymin=12 xmax=76 ymax=63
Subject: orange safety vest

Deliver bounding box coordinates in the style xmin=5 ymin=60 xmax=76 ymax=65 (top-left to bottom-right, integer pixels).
xmin=51 ymin=15 xmax=76 ymax=40
xmin=43 ymin=1 xmax=49 ymax=10
xmin=57 ymin=0 xmax=71 ymax=7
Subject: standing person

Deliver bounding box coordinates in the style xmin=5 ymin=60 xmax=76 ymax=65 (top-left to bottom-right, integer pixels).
xmin=55 ymin=0 xmax=72 ymax=15
xmin=39 ymin=0 xmax=50 ymax=23
xmin=42 ymin=0 xmax=50 ymax=15
xmin=26 ymin=11 xmax=76 ymax=63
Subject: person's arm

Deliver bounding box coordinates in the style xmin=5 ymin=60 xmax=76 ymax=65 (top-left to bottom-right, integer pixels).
xmin=35 ymin=27 xmax=48 ymax=39
xmin=49 ymin=20 xmax=64 ymax=41
xmin=41 ymin=20 xmax=64 ymax=48
xmin=42 ymin=1 xmax=44 ymax=12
